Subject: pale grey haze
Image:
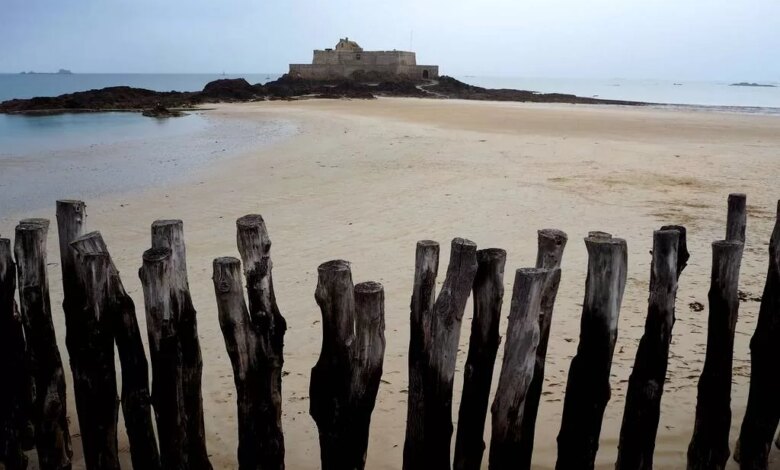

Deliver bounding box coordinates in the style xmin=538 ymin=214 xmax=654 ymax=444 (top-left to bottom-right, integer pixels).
xmin=1 ymin=0 xmax=778 ymax=81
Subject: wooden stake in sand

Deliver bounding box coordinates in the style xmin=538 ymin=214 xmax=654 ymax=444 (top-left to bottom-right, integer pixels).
xmin=150 ymin=220 xmax=212 ymax=470
xmin=489 ymin=267 xmax=554 ymax=470
xmin=738 ymin=201 xmax=780 ymax=470
xmin=234 ymin=214 xmax=287 ymax=469
xmin=404 ymin=240 xmax=440 ymax=469
xmin=72 ymin=252 xmax=121 ymax=469
xmin=687 ymin=239 xmax=743 ymax=470
xmin=404 ymin=238 xmax=478 ymax=470
xmin=453 ymin=248 xmax=507 ymax=470
xmin=726 ymin=193 xmax=747 ymax=243
xmin=140 ymin=247 xmax=189 ymax=469
xmin=556 ymin=232 xmax=627 ymax=470
xmin=516 ymin=229 xmax=568 ymax=470
xmin=71 ymin=231 xmax=161 ymax=470
xmin=616 ymin=227 xmax=688 ymax=470
xmin=213 ymin=215 xmax=288 ymax=470
xmin=15 ymin=219 xmax=73 ymax=470
xmin=57 ymin=201 xmax=122 ymax=469
xmin=309 ymin=260 xmax=386 ymax=470
xmin=0 ymin=237 xmax=34 ymax=470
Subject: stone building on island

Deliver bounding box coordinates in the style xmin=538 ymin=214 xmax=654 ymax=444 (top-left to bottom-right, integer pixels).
xmin=289 ymin=38 xmax=439 ymax=81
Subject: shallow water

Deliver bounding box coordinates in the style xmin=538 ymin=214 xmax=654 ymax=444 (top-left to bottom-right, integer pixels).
xmin=0 ymin=112 xmax=297 ymax=219
xmin=0 ymin=112 xmax=210 ymax=156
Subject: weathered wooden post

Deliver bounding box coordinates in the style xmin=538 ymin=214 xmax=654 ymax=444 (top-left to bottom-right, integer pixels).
xmin=489 ymin=267 xmax=555 ymax=469
xmin=616 ymin=227 xmax=688 ymax=470
xmin=56 ymin=199 xmax=87 ymax=330
xmin=737 ymin=200 xmax=780 ymax=470
xmin=213 ymin=215 xmax=288 ymax=470
xmin=726 ymin=193 xmax=747 ymax=243
xmin=404 ymin=240 xmax=439 ymax=469
xmin=56 ymin=201 xmax=123 ymax=470
xmin=308 ymin=258 xmax=386 ymax=470
xmin=73 ymin=252 xmax=121 ymax=470
xmin=235 ymin=214 xmax=286 ymax=468
xmin=213 ymin=256 xmax=259 ymax=468
xmin=516 ymin=228 xmax=568 ymax=469
xmin=309 ymin=259 xmax=354 ymax=469
xmin=140 ymin=247 xmax=188 ymax=469
xmin=0 ymin=237 xmax=33 ymax=470
xmin=454 ymin=248 xmax=506 ymax=470
xmin=404 ymin=237 xmax=478 ymax=470
xmin=687 ymin=238 xmax=743 ymax=470
xmin=350 ymin=280 xmax=386 ymax=469
xmin=556 ymin=232 xmax=627 ymax=470
xmin=71 ymin=231 xmax=161 ymax=470
xmin=15 ymin=219 xmax=73 ymax=470
xmin=151 ymin=219 xmax=211 ymax=470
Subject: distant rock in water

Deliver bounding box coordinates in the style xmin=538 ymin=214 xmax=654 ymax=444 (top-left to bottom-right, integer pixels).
xmin=730 ymin=82 xmax=776 ymax=87
xmin=142 ymin=104 xmax=184 ymax=118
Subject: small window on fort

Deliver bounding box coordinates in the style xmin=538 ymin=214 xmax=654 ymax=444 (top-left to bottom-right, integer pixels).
xmin=356 ymin=54 xmax=361 ymax=60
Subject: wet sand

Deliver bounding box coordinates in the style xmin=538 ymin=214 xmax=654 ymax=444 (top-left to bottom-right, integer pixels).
xmin=2 ymin=98 xmax=780 ymax=469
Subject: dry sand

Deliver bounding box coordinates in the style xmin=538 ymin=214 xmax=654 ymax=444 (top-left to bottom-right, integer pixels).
xmin=2 ymin=97 xmax=780 ymax=469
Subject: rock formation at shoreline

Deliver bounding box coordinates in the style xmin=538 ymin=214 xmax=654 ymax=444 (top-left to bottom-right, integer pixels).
xmin=0 ymin=75 xmax=646 ymax=115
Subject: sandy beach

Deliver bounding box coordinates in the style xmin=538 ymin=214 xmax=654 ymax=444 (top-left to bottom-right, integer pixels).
xmin=2 ymin=97 xmax=780 ymax=469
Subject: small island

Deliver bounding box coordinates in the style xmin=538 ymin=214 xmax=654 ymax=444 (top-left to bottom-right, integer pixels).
xmin=20 ymin=69 xmax=73 ymax=75
xmin=730 ymin=82 xmax=776 ymax=88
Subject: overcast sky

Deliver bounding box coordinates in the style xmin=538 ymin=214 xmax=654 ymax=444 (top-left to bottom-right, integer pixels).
xmin=2 ymin=0 xmax=778 ymax=80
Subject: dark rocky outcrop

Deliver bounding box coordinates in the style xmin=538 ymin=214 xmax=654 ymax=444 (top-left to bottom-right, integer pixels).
xmin=200 ymin=78 xmax=262 ymax=100
xmin=427 ymin=76 xmax=646 ymax=105
xmin=142 ymin=104 xmax=184 ymax=118
xmin=0 ymin=75 xmax=646 ymax=115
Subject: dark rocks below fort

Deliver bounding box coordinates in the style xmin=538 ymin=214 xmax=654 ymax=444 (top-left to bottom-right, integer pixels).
xmin=0 ymin=75 xmax=647 ymax=115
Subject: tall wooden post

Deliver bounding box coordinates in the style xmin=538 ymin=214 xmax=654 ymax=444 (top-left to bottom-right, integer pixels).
xmin=309 ymin=259 xmax=386 ymax=470
xmin=0 ymin=237 xmax=33 ymax=470
xmin=556 ymin=233 xmax=627 ymax=470
xmin=404 ymin=240 xmax=440 ymax=469
xmin=72 ymin=252 xmax=121 ymax=470
xmin=310 ymin=259 xmax=356 ymax=470
xmin=616 ymin=227 xmax=688 ymax=470
xmin=140 ymin=247 xmax=188 ymax=469
xmin=151 ymin=220 xmax=212 ymax=470
xmin=687 ymin=239 xmax=743 ymax=470
xmin=489 ymin=267 xmax=555 ymax=469
xmin=350 ymin=280 xmax=386 ymax=469
xmin=71 ymin=232 xmax=161 ymax=470
xmin=214 ymin=215 xmax=289 ymax=470
xmin=516 ymin=228 xmax=568 ymax=469
xmin=56 ymin=199 xmax=87 ymax=336
xmin=234 ymin=214 xmax=286 ymax=469
xmin=738 ymin=200 xmax=780 ymax=470
xmin=404 ymin=238 xmax=478 ymax=470
xmin=15 ymin=219 xmax=73 ymax=470
xmin=726 ymin=193 xmax=747 ymax=243
xmin=454 ymin=248 xmax=507 ymax=470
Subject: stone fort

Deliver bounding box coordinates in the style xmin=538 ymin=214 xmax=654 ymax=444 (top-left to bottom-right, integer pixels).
xmin=289 ymin=38 xmax=439 ymax=81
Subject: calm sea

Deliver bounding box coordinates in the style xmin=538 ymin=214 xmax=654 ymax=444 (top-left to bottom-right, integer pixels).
xmin=459 ymin=76 xmax=780 ymax=110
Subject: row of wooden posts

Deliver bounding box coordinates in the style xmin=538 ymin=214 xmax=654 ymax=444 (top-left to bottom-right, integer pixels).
xmin=0 ymin=193 xmax=779 ymax=470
